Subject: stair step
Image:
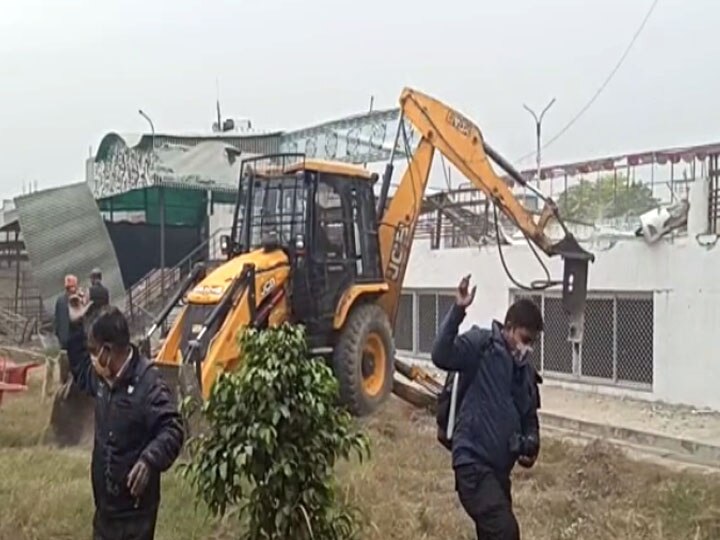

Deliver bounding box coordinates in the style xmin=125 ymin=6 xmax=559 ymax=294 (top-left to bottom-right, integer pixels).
xmin=122 ymin=227 xmax=231 ymax=331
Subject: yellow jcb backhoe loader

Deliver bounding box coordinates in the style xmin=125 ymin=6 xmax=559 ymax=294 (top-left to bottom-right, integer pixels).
xmin=50 ymin=87 xmax=594 ymax=444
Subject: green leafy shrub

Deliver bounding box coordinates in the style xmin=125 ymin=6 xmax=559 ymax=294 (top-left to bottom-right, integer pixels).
xmin=181 ymin=324 xmax=370 ymax=540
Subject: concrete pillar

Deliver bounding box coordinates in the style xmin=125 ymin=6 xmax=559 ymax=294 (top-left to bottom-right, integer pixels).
xmin=687 ymin=177 xmax=709 ymax=237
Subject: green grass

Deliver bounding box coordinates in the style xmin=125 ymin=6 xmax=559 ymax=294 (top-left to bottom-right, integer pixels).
xmin=0 ymin=447 xmax=223 ymax=540
xmin=1 ymin=371 xmax=720 ymax=539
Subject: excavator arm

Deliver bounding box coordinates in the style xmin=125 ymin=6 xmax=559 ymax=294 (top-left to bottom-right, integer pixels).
xmin=377 ymin=87 xmax=595 ymax=343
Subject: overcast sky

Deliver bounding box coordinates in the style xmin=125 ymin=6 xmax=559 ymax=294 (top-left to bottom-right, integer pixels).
xmin=0 ymin=0 xmax=715 ymax=199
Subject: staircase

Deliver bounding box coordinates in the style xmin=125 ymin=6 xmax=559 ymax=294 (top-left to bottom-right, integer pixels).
xmin=0 ymin=307 xmax=36 ymax=344
xmin=125 ymin=268 xmax=181 ymax=319
xmin=123 ymin=229 xmax=229 ymax=334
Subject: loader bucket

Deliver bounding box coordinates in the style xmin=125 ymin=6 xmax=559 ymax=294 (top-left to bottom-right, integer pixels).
xmin=46 ymin=379 xmax=94 ymax=447
xmin=156 ymin=361 xmax=207 ymax=440
xmin=177 ymin=362 xmax=208 ymax=438
xmin=40 ymin=338 xmax=94 ymax=447
xmin=45 ymin=359 xmax=183 ymax=448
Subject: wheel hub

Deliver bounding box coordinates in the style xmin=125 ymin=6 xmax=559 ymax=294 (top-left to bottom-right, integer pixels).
xmin=361 ymin=353 xmax=375 ymax=379
xmin=360 ymin=331 xmax=387 ymax=398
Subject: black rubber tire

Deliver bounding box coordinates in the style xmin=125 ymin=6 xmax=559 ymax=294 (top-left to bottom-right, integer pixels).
xmin=333 ymin=303 xmax=395 ymax=417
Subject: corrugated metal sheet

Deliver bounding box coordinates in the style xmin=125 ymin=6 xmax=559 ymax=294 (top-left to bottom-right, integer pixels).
xmin=15 ymin=183 xmax=125 ymax=314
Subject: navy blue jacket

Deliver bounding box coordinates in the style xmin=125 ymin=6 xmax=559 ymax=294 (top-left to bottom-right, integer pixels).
xmin=54 ymin=294 xmax=71 ymax=349
xmin=87 ymin=281 xmax=110 ymax=322
xmin=67 ymin=324 xmax=184 ymax=517
xmin=431 ymin=304 xmax=540 ymax=476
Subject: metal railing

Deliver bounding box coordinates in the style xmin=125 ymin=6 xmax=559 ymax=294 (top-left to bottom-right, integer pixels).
xmin=0 ymin=295 xmax=44 ymax=323
xmin=124 ymin=228 xmax=230 ymax=329
xmin=708 ymin=154 xmax=720 ymax=234
xmin=168 ymin=227 xmax=229 ymax=282
xmin=0 ymin=295 xmax=43 ymax=344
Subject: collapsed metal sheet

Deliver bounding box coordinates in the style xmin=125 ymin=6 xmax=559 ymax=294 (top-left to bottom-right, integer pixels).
xmin=279 ymin=107 xmax=413 ymax=164
xmin=91 ymin=132 xmax=280 ymax=198
xmin=15 ymin=182 xmax=125 ymax=314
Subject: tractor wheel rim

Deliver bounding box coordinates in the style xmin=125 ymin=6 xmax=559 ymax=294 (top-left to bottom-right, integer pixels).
xmin=361 ymin=332 xmax=386 ymax=397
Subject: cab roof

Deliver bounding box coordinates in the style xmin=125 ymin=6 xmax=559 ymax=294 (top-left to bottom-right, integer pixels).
xmin=251 ymin=159 xmax=378 ymax=181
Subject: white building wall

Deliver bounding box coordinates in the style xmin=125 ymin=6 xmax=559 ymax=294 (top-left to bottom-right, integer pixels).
xmin=404 ymin=234 xmax=720 ymax=411
xmin=207 ymin=199 xmax=235 ymax=258
xmin=208 ymin=201 xmax=234 ymax=235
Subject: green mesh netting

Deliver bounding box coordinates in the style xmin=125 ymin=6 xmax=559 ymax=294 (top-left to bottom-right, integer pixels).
xmin=97 ymin=187 xmax=212 ymax=227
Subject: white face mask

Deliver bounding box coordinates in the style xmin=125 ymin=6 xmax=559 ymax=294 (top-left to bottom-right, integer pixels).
xmin=514 ymin=343 xmax=533 ymax=362
xmin=91 ymin=346 xmax=112 ymax=380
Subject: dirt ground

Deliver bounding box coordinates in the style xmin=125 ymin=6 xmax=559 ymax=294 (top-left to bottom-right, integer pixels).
xmin=351 ymin=403 xmax=720 ymax=540
xmin=1 ymin=372 xmax=720 ymax=539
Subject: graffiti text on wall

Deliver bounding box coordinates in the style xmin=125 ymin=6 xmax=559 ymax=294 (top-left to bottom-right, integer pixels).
xmin=92 ymin=141 xmax=159 ymax=198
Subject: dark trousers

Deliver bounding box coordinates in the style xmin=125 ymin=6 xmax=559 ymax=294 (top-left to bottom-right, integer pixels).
xmin=58 ymin=349 xmax=70 ymax=384
xmin=93 ymin=510 xmax=158 ymax=540
xmin=455 ymin=464 xmax=519 ymax=540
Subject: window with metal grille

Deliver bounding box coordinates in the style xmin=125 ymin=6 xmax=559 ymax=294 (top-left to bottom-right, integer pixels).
xmin=542 ymin=297 xmax=573 ymax=374
xmin=616 ymin=298 xmax=653 ymax=384
xmin=395 ymin=293 xmax=414 ymax=352
xmin=581 ymin=298 xmax=614 ymax=379
xmin=398 ymin=290 xmax=457 ymax=356
xmin=437 ymin=294 xmax=455 ymax=326
xmin=418 ymin=293 xmax=438 ymax=354
xmin=510 ymin=290 xmax=654 ymax=388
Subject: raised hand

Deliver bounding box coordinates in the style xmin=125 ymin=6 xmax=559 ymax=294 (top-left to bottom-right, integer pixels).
xmin=456 ymin=274 xmax=477 ymax=309
xmin=68 ymin=294 xmax=93 ymax=323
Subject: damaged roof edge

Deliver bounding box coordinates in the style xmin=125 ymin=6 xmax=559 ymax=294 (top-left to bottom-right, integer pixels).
xmin=94 ymin=131 xmax=284 ymax=162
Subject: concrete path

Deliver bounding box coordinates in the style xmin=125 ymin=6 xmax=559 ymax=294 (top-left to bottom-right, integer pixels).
xmin=540 ymin=384 xmax=720 ymax=447
xmin=539 ymin=384 xmax=720 ymax=469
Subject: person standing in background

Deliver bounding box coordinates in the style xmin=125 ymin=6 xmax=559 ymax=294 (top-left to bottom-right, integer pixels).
xmin=87 ymin=268 xmax=110 ymax=323
xmin=53 ymin=274 xmax=80 ymax=386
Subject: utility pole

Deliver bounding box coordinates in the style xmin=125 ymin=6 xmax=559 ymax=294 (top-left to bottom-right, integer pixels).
xmin=523 ymin=98 xmax=556 ymax=197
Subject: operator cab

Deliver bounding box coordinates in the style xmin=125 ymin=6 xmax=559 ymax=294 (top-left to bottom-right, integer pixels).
xmin=221 ymin=154 xmax=383 ymax=341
